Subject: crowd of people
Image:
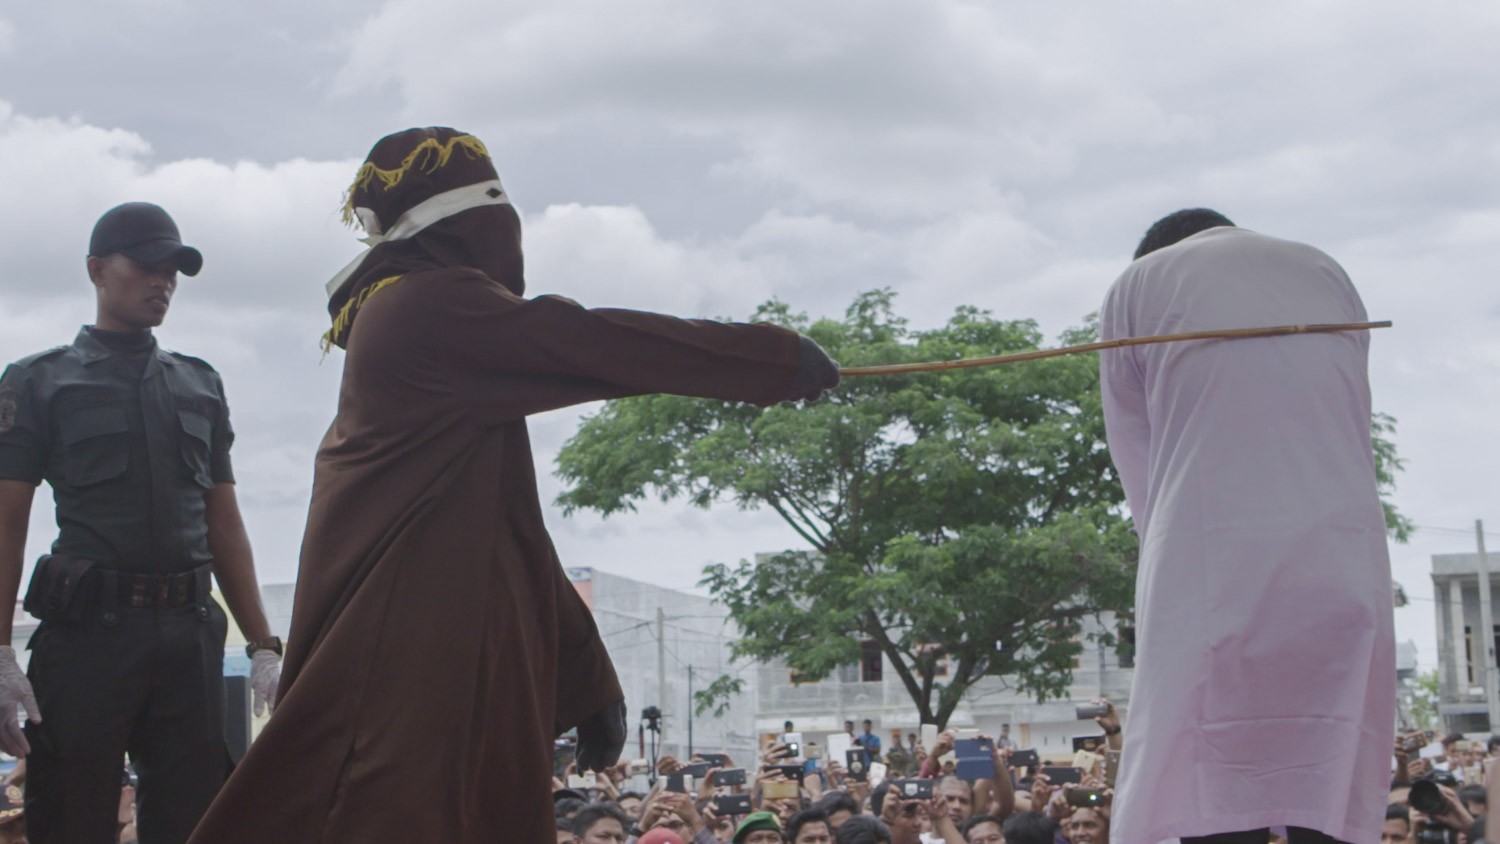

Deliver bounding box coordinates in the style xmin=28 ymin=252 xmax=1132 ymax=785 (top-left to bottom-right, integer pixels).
xmin=548 ymin=712 xmax=1500 ymax=844
xmin=552 ymin=703 xmax=1120 ymax=844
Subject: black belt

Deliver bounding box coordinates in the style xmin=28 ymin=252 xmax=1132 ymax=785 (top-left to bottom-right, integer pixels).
xmin=113 ymin=565 xmax=212 ymax=609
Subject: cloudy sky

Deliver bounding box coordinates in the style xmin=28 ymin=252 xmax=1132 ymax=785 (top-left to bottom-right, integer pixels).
xmin=1 ymin=1 xmax=1496 ymax=671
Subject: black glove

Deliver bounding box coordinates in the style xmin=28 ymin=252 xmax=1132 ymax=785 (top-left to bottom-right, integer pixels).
xmin=788 ymin=335 xmax=840 ymax=402
xmin=575 ymin=699 xmax=627 ymax=773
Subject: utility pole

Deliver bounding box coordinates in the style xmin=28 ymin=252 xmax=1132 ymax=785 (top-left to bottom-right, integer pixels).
xmin=657 ymin=607 xmax=668 ymax=742
xmin=1477 ymin=520 xmax=1500 ymax=730
xmin=687 ymin=665 xmax=695 ymax=759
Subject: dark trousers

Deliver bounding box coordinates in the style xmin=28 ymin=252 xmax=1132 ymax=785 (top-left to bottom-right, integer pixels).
xmin=23 ymin=593 xmax=231 ymax=844
xmin=1184 ymin=828 xmax=1348 ymax=844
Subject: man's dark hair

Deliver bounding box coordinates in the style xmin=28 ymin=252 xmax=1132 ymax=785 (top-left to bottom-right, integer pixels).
xmin=1133 ymin=208 xmax=1234 ymax=260
xmin=869 ymin=780 xmax=892 ymax=816
xmin=788 ymin=807 xmax=832 ymax=841
xmin=834 ymin=814 xmax=892 ymax=844
xmin=1386 ymin=802 xmax=1410 ymax=823
xmin=785 ymin=720 xmax=795 ymax=730
xmin=571 ymin=802 xmax=630 ymax=837
xmin=1442 ymin=732 xmax=1465 ymax=746
xmin=617 ymin=790 xmax=646 ymax=804
xmin=962 ymin=815 xmax=1003 ymax=838
xmin=1001 ymin=811 xmax=1060 ymax=844
xmin=554 ymin=796 xmax=588 ymax=819
xmin=815 ymin=791 xmax=861 ymax=818
xmin=863 ymin=719 xmax=872 ymax=726
xmin=1460 ymin=783 xmax=1487 ymax=807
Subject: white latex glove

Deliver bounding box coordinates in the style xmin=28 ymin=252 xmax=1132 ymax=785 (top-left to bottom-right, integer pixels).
xmin=0 ymin=645 xmax=40 ymax=756
xmin=250 ymin=649 xmax=282 ymax=717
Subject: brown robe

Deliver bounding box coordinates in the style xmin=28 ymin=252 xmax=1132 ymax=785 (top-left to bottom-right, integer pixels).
xmin=188 ymin=269 xmax=800 ymax=842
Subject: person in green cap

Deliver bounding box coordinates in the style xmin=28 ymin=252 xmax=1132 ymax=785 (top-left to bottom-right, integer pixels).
xmin=734 ymin=811 xmax=786 ymax=844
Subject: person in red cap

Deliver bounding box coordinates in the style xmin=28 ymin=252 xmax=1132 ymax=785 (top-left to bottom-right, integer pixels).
xmin=0 ymin=202 xmax=281 ymax=843
xmin=188 ymin=127 xmax=838 ymax=843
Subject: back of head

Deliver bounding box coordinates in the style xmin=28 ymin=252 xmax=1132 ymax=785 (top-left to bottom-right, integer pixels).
xmin=788 ymin=807 xmax=831 ymax=841
xmin=869 ymin=780 xmax=892 ymax=816
xmin=834 ymin=814 xmax=892 ymax=844
xmin=324 ymin=126 xmax=524 ymax=350
xmin=962 ymin=815 xmax=1004 ymax=839
xmin=1133 ymin=208 xmax=1235 ymax=260
xmin=815 ymin=791 xmax=860 ymax=817
xmin=554 ymin=796 xmax=587 ymax=819
xmin=1459 ymin=783 xmax=1487 ymax=807
xmin=571 ymin=802 xmax=630 ymax=838
xmin=1001 ymin=811 xmax=1059 ymax=844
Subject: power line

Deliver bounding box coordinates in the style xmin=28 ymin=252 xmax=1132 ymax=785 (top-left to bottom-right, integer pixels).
xmin=1414 ymin=524 xmax=1500 ymax=541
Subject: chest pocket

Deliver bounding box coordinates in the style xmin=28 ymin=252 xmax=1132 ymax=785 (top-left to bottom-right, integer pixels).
xmin=178 ymin=410 xmax=214 ymax=489
xmin=58 ymin=406 xmax=129 ymax=487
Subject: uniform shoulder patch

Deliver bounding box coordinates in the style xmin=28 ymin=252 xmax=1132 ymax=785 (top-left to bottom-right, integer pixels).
xmin=0 ymin=383 xmax=20 ymax=434
xmin=164 ymin=350 xmax=218 ymax=372
xmin=11 ymin=345 xmax=69 ymax=369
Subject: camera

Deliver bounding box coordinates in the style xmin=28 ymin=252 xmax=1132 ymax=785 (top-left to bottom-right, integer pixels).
xmin=666 ymin=772 xmax=694 ymax=794
xmin=1409 ymin=774 xmax=1457 ymax=815
xmin=713 ymin=768 xmax=747 ymax=787
xmin=641 ymin=706 xmax=662 ymax=731
xmin=1413 ymin=822 xmax=1457 ymax=844
xmin=1065 ymin=788 xmax=1105 ymax=808
xmin=893 ymin=779 xmax=934 ymax=799
xmin=1075 ymin=703 xmax=1110 ymax=720
xmin=1399 ymin=730 xmax=1435 ymax=754
xmin=762 ymin=780 xmax=800 ymax=800
xmin=714 ymin=793 xmax=753 ymax=816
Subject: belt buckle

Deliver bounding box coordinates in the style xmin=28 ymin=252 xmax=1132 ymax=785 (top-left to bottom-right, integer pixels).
xmin=155 ymin=577 xmax=170 ymax=606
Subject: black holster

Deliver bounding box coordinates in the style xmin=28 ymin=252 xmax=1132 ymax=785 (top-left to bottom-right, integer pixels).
xmin=22 ymin=553 xmax=98 ymax=624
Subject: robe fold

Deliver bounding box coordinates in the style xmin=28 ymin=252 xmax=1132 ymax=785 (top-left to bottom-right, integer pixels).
xmin=189 ymin=269 xmax=801 ymax=843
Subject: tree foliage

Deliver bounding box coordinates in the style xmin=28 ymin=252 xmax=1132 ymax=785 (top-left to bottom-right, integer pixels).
xmin=555 ymin=290 xmax=1410 ymax=727
xmin=558 ymin=291 xmax=1138 ymax=727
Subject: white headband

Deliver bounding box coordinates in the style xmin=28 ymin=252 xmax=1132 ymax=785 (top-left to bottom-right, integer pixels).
xmin=324 ymin=178 xmax=511 ymax=300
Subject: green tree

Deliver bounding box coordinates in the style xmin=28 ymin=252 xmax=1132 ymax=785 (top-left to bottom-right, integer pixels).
xmin=557 ymin=291 xmax=1138 ymax=727
xmin=1407 ymin=668 xmax=1441 ymax=732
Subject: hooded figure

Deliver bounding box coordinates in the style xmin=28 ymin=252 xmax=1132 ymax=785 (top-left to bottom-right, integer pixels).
xmin=188 ymin=127 xmax=837 ymax=843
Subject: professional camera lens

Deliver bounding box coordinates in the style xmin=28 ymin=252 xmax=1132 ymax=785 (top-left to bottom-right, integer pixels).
xmin=1407 ymin=779 xmax=1446 ymax=815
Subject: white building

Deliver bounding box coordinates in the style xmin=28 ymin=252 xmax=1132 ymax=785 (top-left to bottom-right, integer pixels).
xmin=566 ymin=567 xmax=758 ymax=766
xmin=750 ymin=611 xmax=1135 ymax=763
xmin=1431 ymin=552 xmax=1500 ymax=733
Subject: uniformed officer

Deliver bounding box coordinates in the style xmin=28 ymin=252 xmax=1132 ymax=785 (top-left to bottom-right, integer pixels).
xmin=0 ymin=202 xmax=283 ymax=843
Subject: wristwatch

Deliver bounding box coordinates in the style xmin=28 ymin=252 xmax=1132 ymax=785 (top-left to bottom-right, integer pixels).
xmin=245 ymin=636 xmax=284 ymax=658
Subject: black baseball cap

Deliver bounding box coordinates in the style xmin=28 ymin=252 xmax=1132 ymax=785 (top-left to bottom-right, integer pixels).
xmin=88 ymin=202 xmax=203 ymax=276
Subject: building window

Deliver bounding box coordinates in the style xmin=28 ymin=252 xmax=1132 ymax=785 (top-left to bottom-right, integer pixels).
xmin=861 ymin=640 xmax=884 ymax=683
xmin=790 ymin=668 xmax=819 ymax=686
xmin=915 ymin=643 xmax=948 ymax=678
xmin=1117 ymin=625 xmax=1136 ymax=669
xmin=1467 ymin=626 xmax=1475 ymax=684
xmin=1463 ymin=624 xmax=1500 ymax=686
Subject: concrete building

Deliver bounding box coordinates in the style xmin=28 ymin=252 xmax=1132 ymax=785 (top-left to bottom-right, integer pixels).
xmin=751 ymin=611 xmax=1136 ymax=763
xmin=566 ymin=567 xmax=757 ymax=766
xmin=1431 ymin=552 xmax=1500 ymax=733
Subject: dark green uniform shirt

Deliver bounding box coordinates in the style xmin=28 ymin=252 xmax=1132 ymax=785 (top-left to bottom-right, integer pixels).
xmin=0 ymin=327 xmax=234 ymax=573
